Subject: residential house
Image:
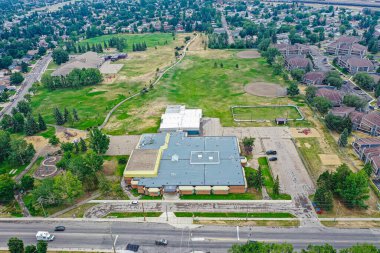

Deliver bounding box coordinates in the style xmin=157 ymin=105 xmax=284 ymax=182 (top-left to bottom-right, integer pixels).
xmin=337 ymin=56 xmax=375 ymax=74
xmin=353 ymin=111 xmax=380 ymax=136
xmin=274 ymin=43 xmax=311 ymax=57
xmin=326 ymin=36 xmax=366 ymax=58
xmin=285 ymin=56 xmax=311 ymax=71
xmin=303 ymin=71 xmax=326 ymax=85
xmin=316 ymin=88 xmax=342 ymax=106
xmin=352 ymin=137 xmax=380 ymax=175
xmin=329 ymin=106 xmax=356 ymax=117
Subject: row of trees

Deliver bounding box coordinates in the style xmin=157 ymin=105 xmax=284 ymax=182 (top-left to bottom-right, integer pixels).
xmin=8 ymin=237 xmax=47 ymax=253
xmin=314 ymin=164 xmax=370 ymax=211
xmin=353 ymin=73 xmax=380 ymax=97
xmin=132 ymin=42 xmax=148 ymax=51
xmin=1 ymin=100 xmax=47 ymax=136
xmin=229 ymin=241 xmax=379 ymax=253
xmin=52 ymin=48 xmax=69 ymax=65
xmin=41 ymin=68 xmax=103 ymax=90
xmin=53 ymin=108 xmax=79 ymax=126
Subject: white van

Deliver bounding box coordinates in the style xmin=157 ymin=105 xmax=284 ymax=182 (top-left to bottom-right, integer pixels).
xmin=36 ymin=231 xmax=55 ymax=241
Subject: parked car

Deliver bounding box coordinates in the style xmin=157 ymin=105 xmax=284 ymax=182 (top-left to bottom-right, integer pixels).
xmin=155 ymin=239 xmax=168 ymax=246
xmin=266 ymin=150 xmax=277 ymax=155
xmin=54 ymin=226 xmax=65 ymax=231
xmin=268 ymin=157 xmax=278 ymax=161
xmin=131 ymin=200 xmax=138 ymax=205
xmin=353 ymin=86 xmax=361 ymax=90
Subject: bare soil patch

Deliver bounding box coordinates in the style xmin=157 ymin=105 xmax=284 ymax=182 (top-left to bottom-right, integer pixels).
xmin=244 ymin=82 xmax=286 ymax=98
xmin=319 ymin=154 xmax=342 ymax=166
xmin=236 ymin=50 xmax=261 ymax=59
xmin=103 ymin=159 xmax=117 ymax=176
xmin=100 ymin=61 xmax=124 ymax=74
xmin=56 ymin=128 xmax=87 ymax=143
xmin=25 ymin=136 xmax=49 ymax=153
xmin=290 ymin=128 xmax=321 ymax=138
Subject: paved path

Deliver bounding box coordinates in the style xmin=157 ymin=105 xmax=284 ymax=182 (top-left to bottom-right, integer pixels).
xmin=49 ymin=192 xmax=101 ymax=218
xmin=99 ymin=33 xmax=199 ymax=130
xmin=220 ymin=11 xmax=234 ymax=45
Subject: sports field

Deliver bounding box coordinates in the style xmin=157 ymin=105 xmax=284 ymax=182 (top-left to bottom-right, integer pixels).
xmin=231 ymin=106 xmax=303 ymax=121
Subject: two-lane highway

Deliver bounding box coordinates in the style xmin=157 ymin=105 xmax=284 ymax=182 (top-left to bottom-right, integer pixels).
xmin=0 ymin=220 xmax=379 ymax=252
xmin=0 ymin=53 xmax=51 ymax=118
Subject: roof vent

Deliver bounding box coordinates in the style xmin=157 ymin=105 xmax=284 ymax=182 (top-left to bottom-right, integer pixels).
xmin=198 ymin=154 xmax=203 ymax=159
xmin=171 ymin=154 xmax=179 ymax=162
xmin=209 ymin=156 xmax=213 ymax=160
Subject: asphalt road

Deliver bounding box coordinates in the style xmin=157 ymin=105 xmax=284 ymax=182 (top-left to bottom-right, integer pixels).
xmin=0 ymin=53 xmax=51 ymax=118
xmin=0 ymin=220 xmax=379 ymax=252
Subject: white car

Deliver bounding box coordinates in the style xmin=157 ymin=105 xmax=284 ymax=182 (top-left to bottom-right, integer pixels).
xmin=36 ymin=231 xmax=55 ymax=241
xmin=131 ymin=200 xmax=139 ymax=205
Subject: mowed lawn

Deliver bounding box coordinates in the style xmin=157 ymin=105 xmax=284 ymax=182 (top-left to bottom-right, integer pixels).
xmin=31 ymin=34 xmax=190 ymax=130
xmin=106 ymin=53 xmax=293 ymax=134
xmin=80 ymin=33 xmax=175 ymax=52
xmin=232 ymin=106 xmax=302 ymax=121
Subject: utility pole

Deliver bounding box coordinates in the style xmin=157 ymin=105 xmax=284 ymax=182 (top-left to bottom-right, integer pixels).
xmin=109 ymin=222 xmax=118 ymax=253
xmin=166 ymin=205 xmax=168 ymax=221
xmin=37 ymin=197 xmax=47 ymax=217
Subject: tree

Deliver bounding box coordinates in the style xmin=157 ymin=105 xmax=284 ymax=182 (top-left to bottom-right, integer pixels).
xmin=229 ymin=241 xmax=293 ymax=253
xmin=21 ymin=175 xmax=34 ymax=191
xmin=304 ymin=244 xmax=336 ymax=253
xmin=313 ymin=96 xmax=332 ymax=114
xmin=338 ymin=171 xmax=369 ymax=209
xmin=273 ymin=175 xmax=280 ymax=195
xmin=363 ymin=163 xmax=373 ymax=177
xmin=38 ymin=114 xmax=47 ymax=131
xmin=53 ymin=108 xmax=65 ymax=125
xmin=21 ymin=61 xmax=29 ymax=73
xmin=325 ymin=114 xmax=352 ymax=133
xmin=340 ymin=244 xmax=379 ymax=253
xmin=253 ymin=167 xmax=263 ymax=190
xmin=24 ymin=115 xmax=40 ymax=136
xmin=25 ymin=245 xmax=37 ymax=253
xmin=242 ymin=137 xmax=254 ymax=154
xmin=37 ymin=241 xmax=48 ymax=253
xmin=290 ymin=69 xmax=305 ymax=82
xmin=324 ymin=71 xmax=343 ymax=89
xmin=343 ymin=95 xmax=366 ymax=109
xmin=314 ymin=186 xmax=333 ymax=211
xmin=49 ymin=135 xmax=59 ymax=146
xmin=73 ymin=109 xmax=79 ymax=121
xmin=12 ymin=113 xmax=25 ymax=133
xmin=79 ymin=138 xmax=87 ymax=152
xmin=338 ymin=128 xmax=349 ymax=147
xmin=10 ymin=72 xmax=24 ymax=85
xmin=287 ymin=82 xmax=300 ymax=96
xmin=38 ymin=47 xmax=47 ymax=56
xmin=0 ymin=130 xmax=11 ymax=162
xmin=262 ymin=47 xmax=280 ymax=65
xmin=89 ymin=128 xmax=110 ymax=154
xmin=61 ymin=142 xmax=74 ymax=153
xmin=53 ymin=171 xmax=83 ymax=204
xmin=0 ymin=174 xmax=15 ymax=204
xmin=305 ymin=86 xmax=317 ymax=103
xmin=52 ymin=48 xmax=69 ymax=65
xmin=353 ymin=73 xmax=375 ymax=91
xmin=8 ymin=139 xmax=35 ymax=166
xmin=17 ymin=100 xmax=32 ymax=116
xmin=63 ymin=108 xmax=70 ymax=123
xmin=7 ymin=237 xmax=24 ymax=253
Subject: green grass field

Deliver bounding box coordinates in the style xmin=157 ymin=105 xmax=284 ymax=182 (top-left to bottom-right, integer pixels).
xmin=106 ymin=212 xmax=162 ymax=218
xmin=232 ymin=106 xmax=302 ymax=121
xmin=174 ymin=212 xmax=295 ymax=218
xmin=258 ymin=157 xmax=291 ymax=200
xmin=80 ymin=33 xmax=175 ymax=52
xmin=180 ymin=192 xmax=260 ymax=200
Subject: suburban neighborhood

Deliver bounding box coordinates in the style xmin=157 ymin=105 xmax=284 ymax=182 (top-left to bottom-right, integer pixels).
xmin=1 ymin=0 xmax=380 ymax=252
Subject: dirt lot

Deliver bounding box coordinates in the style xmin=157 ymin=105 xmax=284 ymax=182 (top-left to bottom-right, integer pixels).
xmin=106 ymin=135 xmax=141 ymax=155
xmin=56 ymin=128 xmax=87 ymax=143
xmin=244 ymin=82 xmax=287 ymax=98
xmin=25 ymin=136 xmax=49 ymax=153
xmin=99 ymin=61 xmax=124 ymax=74
xmin=236 ymin=50 xmax=261 ymax=59
xmin=290 ymin=128 xmax=321 ymax=138
xmin=319 ymin=154 xmax=342 ymax=166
